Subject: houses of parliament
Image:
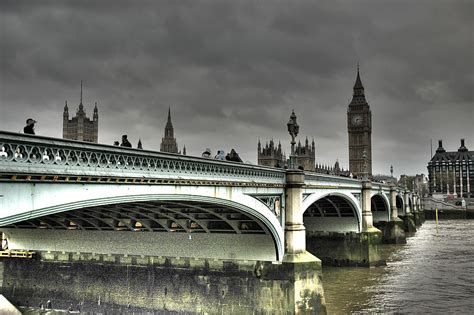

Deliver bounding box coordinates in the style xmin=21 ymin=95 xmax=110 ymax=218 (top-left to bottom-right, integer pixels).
xmin=62 ymin=82 xmax=184 ymax=154
xmin=62 ymin=69 xmax=373 ymax=176
xmin=258 ymin=67 xmax=372 ymax=177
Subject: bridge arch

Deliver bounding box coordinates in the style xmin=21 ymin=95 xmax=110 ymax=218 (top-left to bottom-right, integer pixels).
xmin=370 ymin=192 xmax=391 ymax=222
xmin=1 ymin=193 xmax=284 ymax=262
xmin=302 ymin=192 xmax=362 ymax=233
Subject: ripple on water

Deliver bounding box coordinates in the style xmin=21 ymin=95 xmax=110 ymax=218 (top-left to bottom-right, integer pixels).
xmin=323 ymin=220 xmax=474 ymax=314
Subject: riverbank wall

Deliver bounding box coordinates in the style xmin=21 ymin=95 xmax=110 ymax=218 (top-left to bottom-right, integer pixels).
xmin=0 ymin=251 xmax=326 ymax=314
xmin=423 ymin=197 xmax=474 ymax=219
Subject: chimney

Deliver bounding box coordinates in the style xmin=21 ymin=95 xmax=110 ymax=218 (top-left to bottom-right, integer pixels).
xmin=436 ymin=139 xmax=446 ymax=153
xmin=458 ymin=138 xmax=468 ymax=152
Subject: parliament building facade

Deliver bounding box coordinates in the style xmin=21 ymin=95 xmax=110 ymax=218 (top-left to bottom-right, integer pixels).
xmin=62 ymin=82 xmax=98 ymax=143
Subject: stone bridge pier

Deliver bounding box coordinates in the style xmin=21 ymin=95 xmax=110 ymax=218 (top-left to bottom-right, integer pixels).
xmin=402 ymin=191 xmax=417 ymax=233
xmin=280 ymin=169 xmax=327 ymax=314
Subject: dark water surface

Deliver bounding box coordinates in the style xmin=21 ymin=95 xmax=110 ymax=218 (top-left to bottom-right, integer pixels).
xmin=323 ymin=220 xmax=474 ymax=314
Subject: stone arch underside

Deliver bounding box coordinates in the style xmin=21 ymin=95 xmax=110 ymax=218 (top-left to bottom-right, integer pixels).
xmin=1 ymin=198 xmax=283 ymax=262
xmin=371 ymin=194 xmax=390 ymax=222
xmin=303 ymin=194 xmax=360 ymax=233
xmin=396 ymin=195 xmax=405 ymax=216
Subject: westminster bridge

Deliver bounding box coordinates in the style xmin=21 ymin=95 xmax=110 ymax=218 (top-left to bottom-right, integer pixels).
xmin=0 ymin=131 xmax=422 ymax=314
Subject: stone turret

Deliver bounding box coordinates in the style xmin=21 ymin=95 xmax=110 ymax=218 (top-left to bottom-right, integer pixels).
xmin=62 ymin=81 xmax=99 ymax=143
xmin=258 ymin=139 xmax=285 ymax=168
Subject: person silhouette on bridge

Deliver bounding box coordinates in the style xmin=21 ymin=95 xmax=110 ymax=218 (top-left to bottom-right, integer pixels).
xmin=202 ymin=148 xmax=212 ymax=158
xmin=225 ymin=149 xmax=242 ymax=162
xmin=120 ymin=135 xmax=132 ymax=147
xmin=23 ymin=118 xmax=36 ymax=135
xmin=215 ymin=149 xmax=226 ymax=160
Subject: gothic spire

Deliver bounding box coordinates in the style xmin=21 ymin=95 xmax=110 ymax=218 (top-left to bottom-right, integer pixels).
xmin=353 ymin=65 xmax=364 ymax=95
xmin=167 ymin=107 xmax=172 ymax=124
xmin=80 ymin=80 xmax=83 ymax=105
xmin=349 ymin=65 xmax=368 ymax=106
xmin=161 ymin=107 xmax=178 ymax=153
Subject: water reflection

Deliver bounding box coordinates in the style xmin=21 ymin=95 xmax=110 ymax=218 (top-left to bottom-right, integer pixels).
xmin=323 ymin=220 xmax=474 ymax=314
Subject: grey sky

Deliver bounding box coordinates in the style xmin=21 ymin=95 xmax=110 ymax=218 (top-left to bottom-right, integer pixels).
xmin=1 ymin=0 xmax=472 ymax=177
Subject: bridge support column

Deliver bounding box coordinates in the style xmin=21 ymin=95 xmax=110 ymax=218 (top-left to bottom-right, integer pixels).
xmin=280 ymin=169 xmax=327 ymax=314
xmin=378 ymin=185 xmax=406 ymax=244
xmin=362 ymin=181 xmax=377 ymax=232
xmin=359 ymin=181 xmax=384 ymax=266
xmin=412 ymin=194 xmax=424 ymax=226
xmin=402 ymin=192 xmax=416 ymax=233
xmin=284 ymin=170 xmax=318 ymax=261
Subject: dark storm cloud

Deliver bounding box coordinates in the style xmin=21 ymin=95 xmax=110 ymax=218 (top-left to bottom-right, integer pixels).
xmin=1 ymin=0 xmax=472 ymax=176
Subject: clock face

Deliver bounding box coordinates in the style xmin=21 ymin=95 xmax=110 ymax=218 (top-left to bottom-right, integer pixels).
xmin=352 ymin=114 xmax=362 ymax=126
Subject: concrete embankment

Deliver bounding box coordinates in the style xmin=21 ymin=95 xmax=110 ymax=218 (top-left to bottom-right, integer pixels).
xmin=423 ymin=197 xmax=474 ymax=219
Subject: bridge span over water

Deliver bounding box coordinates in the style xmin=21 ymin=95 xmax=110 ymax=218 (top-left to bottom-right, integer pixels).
xmin=0 ymin=131 xmax=421 ymax=263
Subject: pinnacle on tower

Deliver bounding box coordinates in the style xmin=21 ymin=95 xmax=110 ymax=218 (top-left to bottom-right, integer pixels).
xmin=63 ymin=101 xmax=69 ymax=120
xmin=80 ymin=80 xmax=83 ymax=105
xmin=167 ymin=107 xmax=172 ymax=124
xmin=160 ymin=107 xmax=179 ymax=153
xmin=353 ymin=66 xmax=364 ymax=95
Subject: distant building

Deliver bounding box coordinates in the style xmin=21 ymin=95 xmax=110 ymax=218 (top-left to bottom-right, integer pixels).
xmin=160 ymin=108 xmax=179 ymax=154
xmin=427 ymin=139 xmax=473 ymax=198
xmin=63 ymin=81 xmax=98 ymax=143
xmin=314 ymin=160 xmax=349 ymax=176
xmin=257 ymin=137 xmax=316 ymax=171
xmin=295 ymin=138 xmax=316 ymax=171
xmin=399 ymin=174 xmax=428 ymax=196
xmin=258 ymin=139 xmax=286 ymax=168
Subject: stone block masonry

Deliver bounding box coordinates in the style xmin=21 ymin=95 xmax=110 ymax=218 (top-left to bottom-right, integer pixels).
xmin=306 ymin=231 xmax=385 ymax=267
xmin=0 ymin=252 xmax=326 ymax=314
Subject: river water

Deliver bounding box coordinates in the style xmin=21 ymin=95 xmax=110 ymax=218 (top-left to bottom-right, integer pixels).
xmin=323 ymin=220 xmax=474 ymax=314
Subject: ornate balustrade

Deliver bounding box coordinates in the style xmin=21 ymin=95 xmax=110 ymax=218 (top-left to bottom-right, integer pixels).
xmin=304 ymin=172 xmax=362 ymax=188
xmin=0 ymin=131 xmax=285 ymax=185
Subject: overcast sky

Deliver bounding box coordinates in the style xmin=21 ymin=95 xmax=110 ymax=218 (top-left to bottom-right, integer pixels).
xmin=1 ymin=0 xmax=472 ymax=177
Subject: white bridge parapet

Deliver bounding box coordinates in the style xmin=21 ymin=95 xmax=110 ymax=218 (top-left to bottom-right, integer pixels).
xmin=0 ymin=131 xmax=285 ymax=185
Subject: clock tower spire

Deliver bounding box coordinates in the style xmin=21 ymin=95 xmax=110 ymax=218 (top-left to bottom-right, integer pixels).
xmin=347 ymin=66 xmax=372 ymax=177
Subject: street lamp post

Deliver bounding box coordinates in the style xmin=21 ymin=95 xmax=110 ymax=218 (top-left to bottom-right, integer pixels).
xmin=362 ymin=150 xmax=369 ymax=181
xmin=287 ymin=110 xmax=299 ymax=169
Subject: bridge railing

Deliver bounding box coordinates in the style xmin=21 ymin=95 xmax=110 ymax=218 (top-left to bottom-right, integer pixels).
xmin=303 ymin=172 xmax=362 ymax=188
xmin=0 ymin=131 xmax=286 ymax=185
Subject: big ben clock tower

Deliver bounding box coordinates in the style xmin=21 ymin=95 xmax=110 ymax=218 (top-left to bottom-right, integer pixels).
xmin=347 ymin=66 xmax=372 ymax=177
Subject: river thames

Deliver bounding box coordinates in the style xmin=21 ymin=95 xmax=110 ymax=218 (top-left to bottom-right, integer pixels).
xmin=323 ymin=219 xmax=474 ymax=314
